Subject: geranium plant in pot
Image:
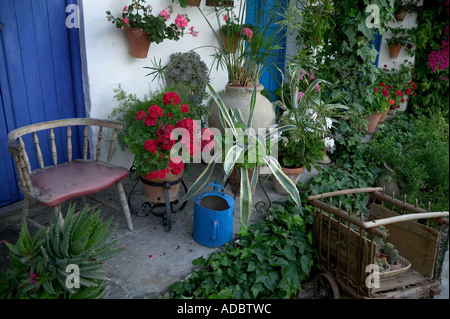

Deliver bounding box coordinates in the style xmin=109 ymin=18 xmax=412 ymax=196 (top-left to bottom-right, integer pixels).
xmin=362 ymin=83 xmax=394 ymax=133
xmin=110 ymin=87 xmax=214 ymax=204
xmin=393 ymin=0 xmax=420 ymax=21
xmin=386 ymin=28 xmax=413 ymax=58
xmin=377 ymin=62 xmax=418 ymax=114
xmin=106 ymin=0 xmax=198 ymax=58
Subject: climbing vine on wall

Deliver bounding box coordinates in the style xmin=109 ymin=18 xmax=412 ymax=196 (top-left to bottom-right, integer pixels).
xmin=286 ymin=0 xmax=396 ymax=116
xmin=409 ymin=0 xmax=449 ymax=118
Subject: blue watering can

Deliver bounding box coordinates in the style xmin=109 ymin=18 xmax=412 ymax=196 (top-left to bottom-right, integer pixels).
xmin=193 ymin=181 xmax=235 ymax=247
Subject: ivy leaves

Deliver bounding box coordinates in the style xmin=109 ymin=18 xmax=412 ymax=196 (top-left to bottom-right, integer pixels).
xmin=166 ymin=200 xmax=317 ymax=299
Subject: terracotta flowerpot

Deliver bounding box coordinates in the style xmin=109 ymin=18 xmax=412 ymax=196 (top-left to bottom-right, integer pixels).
xmin=220 ymin=26 xmax=240 ymax=53
xmin=227 ymin=167 xmax=258 ymax=195
xmin=389 ymin=43 xmax=402 ymax=58
xmin=395 ymin=8 xmax=407 ymax=21
xmin=378 ymin=109 xmax=389 ymax=123
xmin=206 ymin=0 xmax=234 ymax=7
xmin=141 ymin=170 xmax=183 ymax=203
xmin=272 ymin=166 xmax=304 ymax=196
xmin=186 ymin=0 xmax=201 ymax=6
xmin=125 ymin=28 xmax=151 ymax=58
xmin=318 ymin=149 xmax=331 ymax=165
xmin=362 ymin=111 xmax=382 ymax=134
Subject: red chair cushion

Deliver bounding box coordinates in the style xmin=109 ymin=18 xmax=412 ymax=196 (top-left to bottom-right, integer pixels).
xmin=30 ymin=161 xmax=129 ymax=207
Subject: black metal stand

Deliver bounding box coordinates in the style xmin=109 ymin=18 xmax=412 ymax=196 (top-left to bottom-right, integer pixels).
xmin=127 ymin=164 xmax=187 ymax=232
xmin=223 ymin=173 xmax=273 ymax=213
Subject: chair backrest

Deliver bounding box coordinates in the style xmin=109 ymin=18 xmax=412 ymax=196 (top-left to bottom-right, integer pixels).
xmin=7 ymin=118 xmax=124 ymax=196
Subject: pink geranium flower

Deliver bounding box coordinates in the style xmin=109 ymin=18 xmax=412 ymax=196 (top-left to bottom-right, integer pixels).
xmin=175 ymin=14 xmax=188 ymax=29
xmin=159 ymin=9 xmax=170 ymax=20
xmin=243 ymin=28 xmax=253 ymax=42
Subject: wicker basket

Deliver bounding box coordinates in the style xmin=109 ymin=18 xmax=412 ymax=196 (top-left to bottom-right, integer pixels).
xmin=379 ymin=255 xmax=411 ymax=281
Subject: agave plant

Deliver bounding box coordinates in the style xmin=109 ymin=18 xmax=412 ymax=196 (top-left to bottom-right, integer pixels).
xmin=180 ymin=78 xmax=301 ymax=226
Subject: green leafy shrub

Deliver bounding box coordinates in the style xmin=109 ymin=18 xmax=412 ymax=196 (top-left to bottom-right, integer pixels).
xmin=0 ymin=205 xmax=122 ymax=299
xmin=166 ymin=198 xmax=317 ymax=299
xmin=370 ymin=112 xmax=449 ymax=211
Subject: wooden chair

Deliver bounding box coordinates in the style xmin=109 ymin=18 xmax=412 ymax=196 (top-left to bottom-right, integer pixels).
xmin=6 ymin=118 xmax=133 ymax=231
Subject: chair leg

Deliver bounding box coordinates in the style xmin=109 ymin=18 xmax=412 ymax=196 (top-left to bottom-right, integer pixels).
xmin=116 ymin=181 xmax=133 ymax=231
xmin=21 ymin=196 xmax=32 ymax=225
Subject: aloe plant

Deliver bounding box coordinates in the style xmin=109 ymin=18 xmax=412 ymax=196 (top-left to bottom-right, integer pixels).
xmin=180 ymin=79 xmax=300 ymax=226
xmin=44 ymin=205 xmax=123 ymax=294
xmin=0 ymin=205 xmax=123 ymax=299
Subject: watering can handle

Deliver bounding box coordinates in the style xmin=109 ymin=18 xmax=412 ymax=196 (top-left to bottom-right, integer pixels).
xmin=204 ymin=182 xmax=225 ymax=196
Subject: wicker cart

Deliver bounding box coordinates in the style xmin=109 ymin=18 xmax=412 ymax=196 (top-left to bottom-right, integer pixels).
xmin=307 ymin=187 xmax=449 ymax=299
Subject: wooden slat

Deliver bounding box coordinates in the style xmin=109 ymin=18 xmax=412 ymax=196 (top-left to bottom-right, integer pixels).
xmin=32 ymin=132 xmax=44 ymax=169
xmin=67 ymin=126 xmax=72 ymax=162
xmin=309 ymin=199 xmax=387 ymax=238
xmin=369 ymin=203 xmax=439 ymax=278
xmin=373 ymin=191 xmax=449 ymax=226
xmin=18 ymin=137 xmax=31 ymax=174
xmin=107 ymin=128 xmax=118 ymax=164
xmin=96 ymin=126 xmax=103 ymax=161
xmin=83 ymin=125 xmax=89 ymax=160
xmin=50 ymin=128 xmax=57 ymax=166
xmin=314 ymin=210 xmax=373 ymax=296
xmin=307 ymin=187 xmax=384 ymax=201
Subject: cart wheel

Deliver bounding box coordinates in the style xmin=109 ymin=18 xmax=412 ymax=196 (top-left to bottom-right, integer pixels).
xmin=314 ymin=273 xmax=340 ymax=299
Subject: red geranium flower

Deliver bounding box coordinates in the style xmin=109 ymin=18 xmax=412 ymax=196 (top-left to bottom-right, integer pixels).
xmin=162 ymin=92 xmax=181 ymax=106
xmin=148 ymin=105 xmax=163 ymax=118
xmin=181 ymin=104 xmax=189 ymax=113
xmin=144 ymin=139 xmax=158 ymax=154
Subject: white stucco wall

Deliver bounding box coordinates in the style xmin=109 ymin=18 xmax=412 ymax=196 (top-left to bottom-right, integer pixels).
xmin=79 ymin=0 xmax=234 ymax=167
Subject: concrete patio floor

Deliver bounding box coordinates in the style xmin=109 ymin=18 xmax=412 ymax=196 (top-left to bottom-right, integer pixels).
xmin=1 ymin=160 xmax=448 ymax=299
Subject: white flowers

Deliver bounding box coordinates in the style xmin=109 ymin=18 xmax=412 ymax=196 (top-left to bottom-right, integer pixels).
xmin=324 ymin=137 xmax=335 ymax=151
xmin=304 ymin=108 xmax=333 ymax=133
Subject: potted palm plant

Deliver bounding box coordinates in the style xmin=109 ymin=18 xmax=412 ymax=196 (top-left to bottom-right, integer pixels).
xmin=106 ymin=0 xmax=197 ymax=58
xmin=198 ymin=0 xmax=284 ymax=131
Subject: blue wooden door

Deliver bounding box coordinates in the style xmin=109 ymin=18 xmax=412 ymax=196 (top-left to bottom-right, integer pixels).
xmin=0 ymin=0 xmax=85 ymax=207
xmin=246 ymin=0 xmax=287 ymax=101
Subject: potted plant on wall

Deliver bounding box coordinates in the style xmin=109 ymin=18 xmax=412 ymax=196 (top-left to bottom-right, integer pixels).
xmin=110 ymin=87 xmax=214 ymax=204
xmin=106 ymin=0 xmax=198 ymax=58
xmin=198 ymin=0 xmax=284 ymax=132
xmin=206 ymin=0 xmax=234 ymax=6
xmin=386 ymin=28 xmax=412 ymax=58
xmin=362 ymin=83 xmax=394 ymax=133
xmin=175 ymin=0 xmax=202 ymax=8
xmin=393 ymin=0 xmax=420 ymax=21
